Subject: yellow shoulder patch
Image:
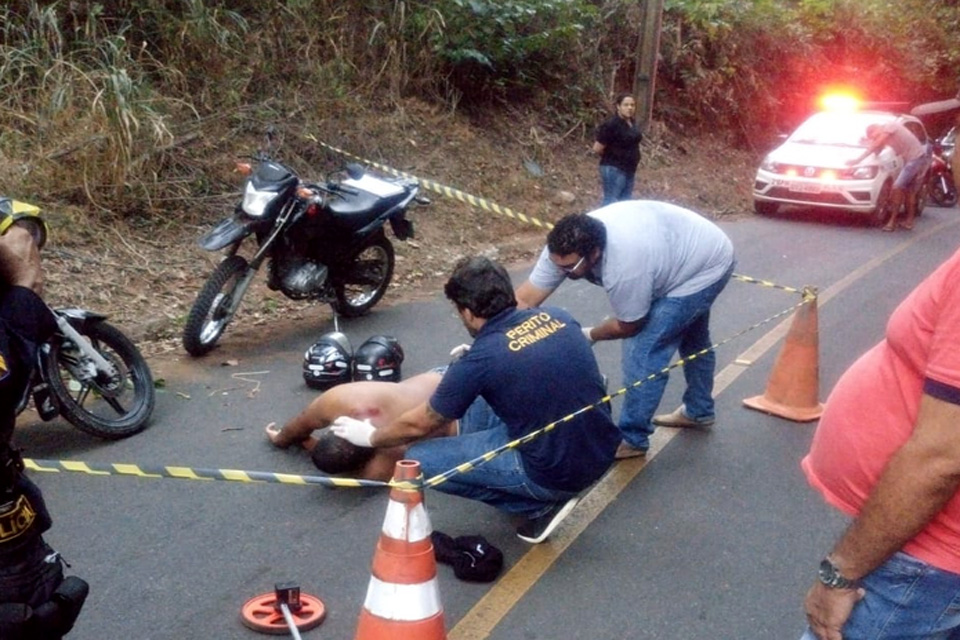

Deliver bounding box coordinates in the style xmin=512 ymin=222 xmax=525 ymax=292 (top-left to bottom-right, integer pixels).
xmin=0 ymin=495 xmax=37 ymax=543
xmin=0 ymin=354 xmax=7 ymax=380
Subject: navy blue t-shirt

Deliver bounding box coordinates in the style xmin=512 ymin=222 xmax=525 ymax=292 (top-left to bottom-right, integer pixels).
xmin=429 ymin=306 xmax=620 ymax=492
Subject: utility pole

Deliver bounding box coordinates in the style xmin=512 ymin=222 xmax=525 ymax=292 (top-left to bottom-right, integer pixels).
xmin=634 ymin=0 xmax=664 ymax=132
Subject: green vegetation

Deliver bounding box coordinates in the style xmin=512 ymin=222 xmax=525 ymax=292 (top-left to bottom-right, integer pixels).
xmin=0 ymin=0 xmax=957 ymax=219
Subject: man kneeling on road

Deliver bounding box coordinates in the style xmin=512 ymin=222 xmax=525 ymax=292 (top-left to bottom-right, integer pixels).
xmin=265 ymin=370 xmax=453 ymax=482
xmin=330 ymin=256 xmax=621 ymax=544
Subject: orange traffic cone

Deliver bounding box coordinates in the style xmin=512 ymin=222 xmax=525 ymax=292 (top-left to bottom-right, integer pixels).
xmin=354 ymin=459 xmax=446 ymax=640
xmin=743 ymin=287 xmax=824 ymax=422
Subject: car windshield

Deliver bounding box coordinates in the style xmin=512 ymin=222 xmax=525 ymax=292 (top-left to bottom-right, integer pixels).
xmin=788 ymin=112 xmax=895 ymax=148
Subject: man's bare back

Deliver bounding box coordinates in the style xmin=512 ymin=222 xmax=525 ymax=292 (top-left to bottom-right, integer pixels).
xmin=266 ymin=371 xmax=451 ymax=480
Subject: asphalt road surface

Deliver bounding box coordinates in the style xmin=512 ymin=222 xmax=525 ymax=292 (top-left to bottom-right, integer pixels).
xmin=16 ymin=204 xmax=960 ymax=640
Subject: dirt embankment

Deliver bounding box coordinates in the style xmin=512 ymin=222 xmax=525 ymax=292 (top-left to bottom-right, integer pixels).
xmin=36 ymin=100 xmax=757 ymax=359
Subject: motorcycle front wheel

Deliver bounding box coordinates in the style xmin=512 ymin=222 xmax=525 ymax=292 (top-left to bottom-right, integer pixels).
xmin=333 ymin=234 xmax=395 ymax=317
xmin=46 ymin=321 xmax=155 ymax=439
xmin=183 ymin=255 xmax=250 ymax=356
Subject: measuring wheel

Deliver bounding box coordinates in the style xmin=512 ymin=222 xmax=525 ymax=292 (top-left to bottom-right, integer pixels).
xmin=240 ymin=586 xmax=326 ymax=636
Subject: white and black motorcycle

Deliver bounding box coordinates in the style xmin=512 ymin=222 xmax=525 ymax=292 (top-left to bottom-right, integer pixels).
xmin=182 ymin=135 xmax=428 ymax=356
xmin=18 ymin=307 xmax=156 ymax=439
xmin=4 ymin=198 xmax=155 ymax=440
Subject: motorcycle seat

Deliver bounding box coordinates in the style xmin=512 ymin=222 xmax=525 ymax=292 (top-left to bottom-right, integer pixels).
xmin=327 ymin=190 xmax=408 ymax=232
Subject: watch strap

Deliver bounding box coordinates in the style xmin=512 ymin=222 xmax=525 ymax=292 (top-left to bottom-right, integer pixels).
xmin=818 ymin=557 xmax=861 ymax=590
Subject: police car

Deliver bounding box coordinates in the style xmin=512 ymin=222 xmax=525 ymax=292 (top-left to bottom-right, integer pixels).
xmin=753 ymin=96 xmax=930 ymax=225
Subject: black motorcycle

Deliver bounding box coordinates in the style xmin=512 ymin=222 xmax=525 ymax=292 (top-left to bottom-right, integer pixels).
xmin=182 ymin=139 xmax=428 ymax=356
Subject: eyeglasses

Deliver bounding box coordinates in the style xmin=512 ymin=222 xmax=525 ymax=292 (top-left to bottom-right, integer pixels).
xmin=558 ymin=255 xmax=586 ymax=274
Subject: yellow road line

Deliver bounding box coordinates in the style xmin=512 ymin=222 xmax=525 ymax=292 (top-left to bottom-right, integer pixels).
xmin=449 ymin=215 xmax=960 ymax=640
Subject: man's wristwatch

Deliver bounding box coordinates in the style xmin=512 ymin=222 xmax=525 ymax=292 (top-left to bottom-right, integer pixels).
xmin=818 ymin=557 xmax=861 ymax=590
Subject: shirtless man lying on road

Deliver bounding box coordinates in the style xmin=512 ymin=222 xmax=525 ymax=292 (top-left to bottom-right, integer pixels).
xmin=265 ymin=370 xmax=454 ymax=481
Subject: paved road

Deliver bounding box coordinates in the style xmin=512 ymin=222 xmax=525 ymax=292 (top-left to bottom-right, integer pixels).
xmin=17 ymin=205 xmax=960 ymax=639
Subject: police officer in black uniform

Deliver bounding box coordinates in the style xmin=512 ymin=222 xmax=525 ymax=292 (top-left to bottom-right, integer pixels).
xmin=0 ymin=219 xmax=87 ymax=638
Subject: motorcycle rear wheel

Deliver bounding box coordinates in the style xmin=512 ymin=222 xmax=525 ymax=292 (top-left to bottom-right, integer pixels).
xmin=333 ymin=234 xmax=395 ymax=318
xmin=46 ymin=321 xmax=155 ymax=439
xmin=914 ymin=174 xmax=929 ymax=217
xmin=929 ymin=172 xmax=958 ymax=208
xmin=183 ymin=255 xmax=250 ymax=356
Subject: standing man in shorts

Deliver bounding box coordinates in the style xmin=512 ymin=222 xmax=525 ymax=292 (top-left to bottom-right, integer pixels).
xmin=847 ymin=121 xmax=930 ymax=232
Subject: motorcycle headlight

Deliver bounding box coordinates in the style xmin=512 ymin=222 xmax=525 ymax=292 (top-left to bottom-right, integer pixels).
xmin=241 ymin=182 xmax=280 ymax=218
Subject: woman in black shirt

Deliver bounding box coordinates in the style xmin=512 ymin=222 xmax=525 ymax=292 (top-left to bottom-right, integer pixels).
xmin=593 ymin=94 xmax=642 ymax=205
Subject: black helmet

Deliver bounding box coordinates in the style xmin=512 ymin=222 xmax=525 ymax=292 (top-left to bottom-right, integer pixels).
xmin=303 ymin=332 xmax=353 ymax=390
xmin=353 ymin=335 xmax=404 ymax=382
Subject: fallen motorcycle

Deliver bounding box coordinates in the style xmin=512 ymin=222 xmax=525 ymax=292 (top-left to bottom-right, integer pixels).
xmin=4 ymin=198 xmax=156 ymax=439
xmin=182 ymin=133 xmax=428 ymax=356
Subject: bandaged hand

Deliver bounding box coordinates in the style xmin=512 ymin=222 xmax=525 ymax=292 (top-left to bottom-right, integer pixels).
xmin=449 ymin=343 xmax=471 ymax=359
xmin=330 ymin=416 xmax=376 ymax=447
xmin=581 ymin=326 xmax=595 ymax=345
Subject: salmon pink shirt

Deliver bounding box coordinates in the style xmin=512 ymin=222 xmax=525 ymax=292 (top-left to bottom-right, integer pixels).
xmin=803 ymin=248 xmax=960 ymax=574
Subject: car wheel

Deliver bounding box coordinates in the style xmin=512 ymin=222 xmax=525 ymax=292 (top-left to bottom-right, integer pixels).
xmin=870 ymin=182 xmax=893 ymax=227
xmin=754 ymin=200 xmax=778 ymax=216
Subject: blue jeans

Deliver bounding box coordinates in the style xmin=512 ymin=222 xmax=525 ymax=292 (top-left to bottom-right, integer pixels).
xmin=800 ymin=552 xmax=960 ymax=640
xmin=618 ymin=264 xmax=734 ymax=450
xmin=600 ymin=164 xmax=636 ymax=205
xmin=406 ymin=398 xmax=578 ymax=518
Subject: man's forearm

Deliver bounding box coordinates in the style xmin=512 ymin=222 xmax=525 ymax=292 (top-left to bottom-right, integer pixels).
xmin=849 ymin=144 xmax=880 ymax=166
xmin=829 ymin=395 xmax=960 ymax=579
xmin=830 ymin=444 xmax=960 ymax=579
xmin=272 ymin=411 xmax=327 ymax=448
xmin=590 ymin=316 xmax=643 ymax=341
xmin=515 ymin=280 xmax=551 ymax=310
xmin=371 ymin=403 xmax=447 ymax=448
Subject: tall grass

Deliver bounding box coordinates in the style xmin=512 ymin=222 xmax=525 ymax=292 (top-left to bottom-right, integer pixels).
xmin=0 ymin=0 xmax=955 ymax=219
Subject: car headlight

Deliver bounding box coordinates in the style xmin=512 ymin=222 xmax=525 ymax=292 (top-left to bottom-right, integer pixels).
xmin=759 ymin=156 xmax=778 ymax=172
xmin=848 ymin=166 xmax=878 ymax=180
xmin=241 ymin=182 xmax=280 ymax=217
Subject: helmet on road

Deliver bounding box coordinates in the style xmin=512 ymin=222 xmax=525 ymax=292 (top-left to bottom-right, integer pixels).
xmin=303 ymin=332 xmax=353 ymax=390
xmin=353 ymin=335 xmax=404 ymax=382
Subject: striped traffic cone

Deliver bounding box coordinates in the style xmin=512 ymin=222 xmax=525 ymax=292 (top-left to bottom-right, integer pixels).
xmin=743 ymin=288 xmax=824 ymax=422
xmin=354 ymin=459 xmax=446 ymax=640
